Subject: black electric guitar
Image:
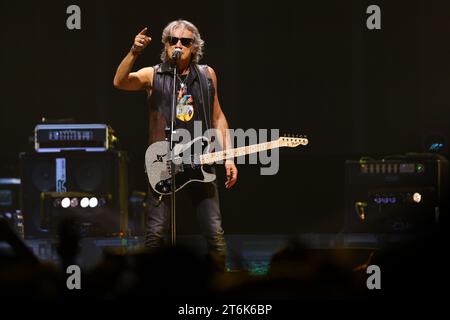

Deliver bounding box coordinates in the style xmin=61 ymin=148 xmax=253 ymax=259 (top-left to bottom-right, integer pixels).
xmin=145 ymin=135 xmax=308 ymax=195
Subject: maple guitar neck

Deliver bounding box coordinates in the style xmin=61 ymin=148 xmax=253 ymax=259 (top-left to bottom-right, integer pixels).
xmin=199 ymin=136 xmax=308 ymax=165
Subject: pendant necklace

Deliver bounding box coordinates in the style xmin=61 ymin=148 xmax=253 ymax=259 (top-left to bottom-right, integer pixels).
xmin=177 ymin=73 xmax=188 ymax=89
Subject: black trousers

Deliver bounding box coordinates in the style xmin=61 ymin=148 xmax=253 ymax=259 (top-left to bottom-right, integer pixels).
xmin=145 ymin=180 xmax=227 ymax=256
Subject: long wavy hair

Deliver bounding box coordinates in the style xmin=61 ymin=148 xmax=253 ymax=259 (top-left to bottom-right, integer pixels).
xmin=160 ymin=19 xmax=204 ymax=64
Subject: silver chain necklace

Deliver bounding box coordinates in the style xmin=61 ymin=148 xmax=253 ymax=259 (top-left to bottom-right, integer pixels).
xmin=176 ymin=73 xmax=188 ymax=89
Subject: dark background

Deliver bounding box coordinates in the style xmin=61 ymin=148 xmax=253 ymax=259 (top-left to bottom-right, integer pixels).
xmin=1 ymin=0 xmax=450 ymax=234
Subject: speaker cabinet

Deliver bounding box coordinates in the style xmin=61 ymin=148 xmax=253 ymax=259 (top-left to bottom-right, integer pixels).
xmin=344 ymin=155 xmax=448 ymax=233
xmin=20 ymin=151 xmax=128 ymax=238
xmin=0 ymin=178 xmax=22 ymax=236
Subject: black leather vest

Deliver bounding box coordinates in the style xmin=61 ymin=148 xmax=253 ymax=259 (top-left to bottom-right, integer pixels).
xmin=147 ymin=62 xmax=215 ymax=144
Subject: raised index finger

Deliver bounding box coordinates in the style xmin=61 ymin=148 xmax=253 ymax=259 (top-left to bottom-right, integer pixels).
xmin=138 ymin=27 xmax=148 ymax=35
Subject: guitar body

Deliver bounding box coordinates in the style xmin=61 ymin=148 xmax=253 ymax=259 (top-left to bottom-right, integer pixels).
xmin=145 ymin=138 xmax=216 ymax=195
xmin=145 ymin=134 xmax=308 ymax=195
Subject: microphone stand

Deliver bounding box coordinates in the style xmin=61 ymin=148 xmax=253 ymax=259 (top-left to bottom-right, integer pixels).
xmin=168 ymin=58 xmax=178 ymax=247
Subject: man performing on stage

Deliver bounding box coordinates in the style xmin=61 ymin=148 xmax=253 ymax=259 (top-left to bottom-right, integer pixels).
xmin=113 ymin=19 xmax=237 ymax=262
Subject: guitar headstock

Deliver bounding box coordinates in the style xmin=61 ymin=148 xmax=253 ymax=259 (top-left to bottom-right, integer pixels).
xmin=278 ymin=134 xmax=309 ymax=147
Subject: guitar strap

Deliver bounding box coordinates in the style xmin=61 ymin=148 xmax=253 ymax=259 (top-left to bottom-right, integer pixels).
xmin=193 ymin=64 xmax=212 ymax=131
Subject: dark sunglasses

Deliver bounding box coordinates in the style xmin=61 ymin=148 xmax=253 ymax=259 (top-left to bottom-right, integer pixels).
xmin=168 ymin=36 xmax=194 ymax=47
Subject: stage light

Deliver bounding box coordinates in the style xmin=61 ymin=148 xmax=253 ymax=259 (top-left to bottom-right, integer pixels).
xmin=61 ymin=197 xmax=71 ymax=208
xmin=89 ymin=197 xmax=98 ymax=208
xmin=53 ymin=198 xmax=62 ymax=207
xmin=70 ymin=198 xmax=79 ymax=207
xmin=98 ymin=197 xmax=107 ymax=207
xmin=413 ymin=192 xmax=422 ymax=203
xmin=80 ymin=197 xmax=89 ymax=208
